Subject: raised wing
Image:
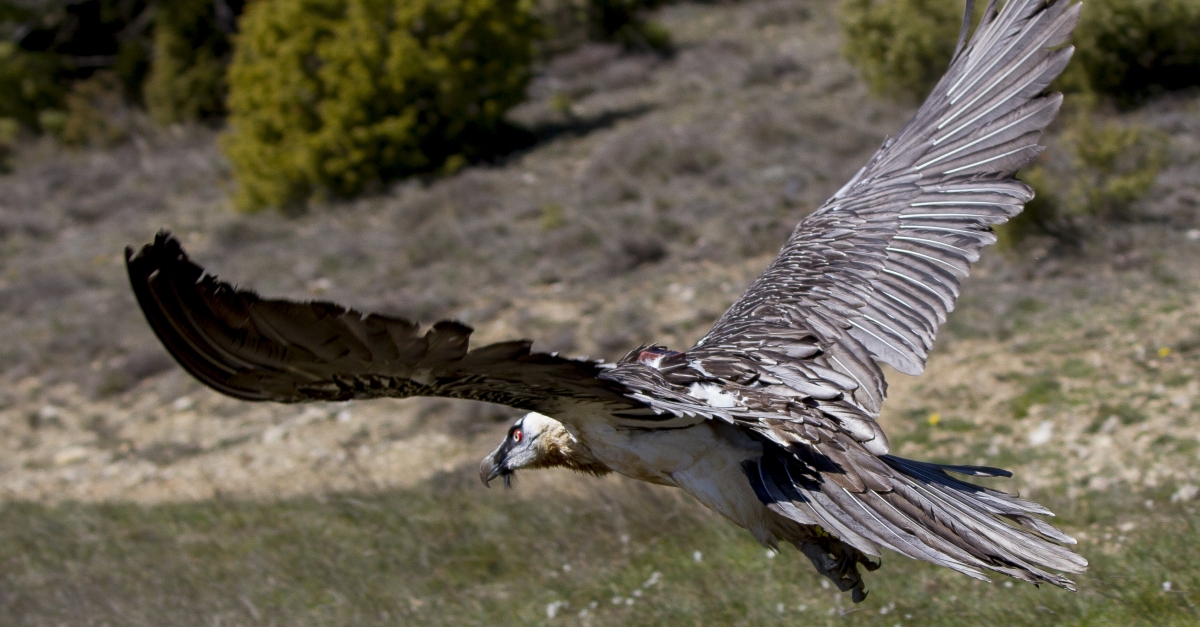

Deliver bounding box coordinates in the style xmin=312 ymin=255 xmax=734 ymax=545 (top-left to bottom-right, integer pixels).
xmin=597 ymin=0 xmax=1086 ymax=592
xmin=126 ymin=233 xmax=645 ymax=415
xmin=691 ymin=0 xmax=1080 ymax=417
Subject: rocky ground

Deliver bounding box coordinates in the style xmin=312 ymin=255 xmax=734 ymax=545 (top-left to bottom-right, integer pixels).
xmin=0 ymin=0 xmax=1198 ymax=512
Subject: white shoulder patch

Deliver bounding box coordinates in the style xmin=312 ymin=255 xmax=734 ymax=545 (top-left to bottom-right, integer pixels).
xmin=521 ymin=412 xmax=564 ymax=436
xmin=687 ymin=383 xmax=739 ymax=409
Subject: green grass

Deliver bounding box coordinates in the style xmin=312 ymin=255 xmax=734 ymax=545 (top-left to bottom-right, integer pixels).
xmin=1008 ymin=374 xmax=1065 ymax=419
xmin=1 ymin=472 xmax=1198 ymax=626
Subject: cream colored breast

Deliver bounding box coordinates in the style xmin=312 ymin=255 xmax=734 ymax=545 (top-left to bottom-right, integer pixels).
xmin=569 ymin=416 xmax=774 ymax=542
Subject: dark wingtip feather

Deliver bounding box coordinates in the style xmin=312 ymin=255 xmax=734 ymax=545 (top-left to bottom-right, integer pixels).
xmin=126 ymin=232 xmax=277 ymax=401
xmin=126 ymin=234 xmax=643 ymax=412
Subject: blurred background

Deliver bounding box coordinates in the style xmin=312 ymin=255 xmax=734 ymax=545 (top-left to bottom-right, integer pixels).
xmin=0 ymin=0 xmax=1198 ymax=624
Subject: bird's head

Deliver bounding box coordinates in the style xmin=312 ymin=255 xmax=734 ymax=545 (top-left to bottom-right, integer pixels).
xmin=479 ymin=412 xmax=608 ymax=487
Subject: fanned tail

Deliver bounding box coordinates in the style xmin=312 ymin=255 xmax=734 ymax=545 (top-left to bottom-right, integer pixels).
xmin=745 ymin=444 xmax=1087 ymax=595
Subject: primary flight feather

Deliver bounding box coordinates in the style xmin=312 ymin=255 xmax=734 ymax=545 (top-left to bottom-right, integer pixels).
xmin=127 ymin=0 xmax=1085 ymax=600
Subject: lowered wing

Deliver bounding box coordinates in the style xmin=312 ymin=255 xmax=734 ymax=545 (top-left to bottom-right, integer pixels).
xmin=126 ymin=233 xmax=646 ymax=416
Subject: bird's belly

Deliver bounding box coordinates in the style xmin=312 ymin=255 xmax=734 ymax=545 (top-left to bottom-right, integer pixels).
xmin=572 ymin=422 xmax=723 ymax=484
xmin=572 ymin=419 xmax=774 ymax=541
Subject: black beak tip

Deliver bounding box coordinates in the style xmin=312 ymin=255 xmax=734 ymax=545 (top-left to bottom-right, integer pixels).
xmin=480 ymin=457 xmax=505 ymax=488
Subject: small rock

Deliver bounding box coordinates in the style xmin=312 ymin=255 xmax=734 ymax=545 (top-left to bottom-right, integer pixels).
xmin=262 ymin=426 xmax=286 ymax=445
xmin=54 ymin=446 xmax=90 ymax=466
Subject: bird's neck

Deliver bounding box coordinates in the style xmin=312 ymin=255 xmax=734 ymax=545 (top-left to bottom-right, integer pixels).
xmin=534 ymin=426 xmax=611 ymax=477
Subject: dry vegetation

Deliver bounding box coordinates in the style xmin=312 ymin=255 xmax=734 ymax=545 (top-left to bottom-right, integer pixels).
xmin=0 ymin=0 xmax=1198 ymax=625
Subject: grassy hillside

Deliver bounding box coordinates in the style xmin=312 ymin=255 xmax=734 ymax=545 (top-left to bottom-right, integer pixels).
xmin=0 ymin=0 xmax=1198 ymax=624
xmin=1 ymin=479 xmax=1198 ymax=625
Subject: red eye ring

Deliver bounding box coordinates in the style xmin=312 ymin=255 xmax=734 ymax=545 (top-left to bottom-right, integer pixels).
xmin=512 ymin=429 xmax=523 ymax=443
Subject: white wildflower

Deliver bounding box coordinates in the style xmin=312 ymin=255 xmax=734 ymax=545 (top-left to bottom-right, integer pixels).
xmin=1028 ymin=421 xmax=1053 ymax=446
xmin=1170 ymin=484 xmax=1198 ymax=503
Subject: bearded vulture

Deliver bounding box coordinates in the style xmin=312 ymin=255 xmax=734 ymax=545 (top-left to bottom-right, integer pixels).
xmin=126 ymin=0 xmax=1086 ymax=600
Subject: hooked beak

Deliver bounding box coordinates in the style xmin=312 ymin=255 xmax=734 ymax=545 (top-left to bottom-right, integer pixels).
xmin=479 ymin=454 xmax=502 ymax=488
xmin=479 ymin=445 xmax=513 ymax=488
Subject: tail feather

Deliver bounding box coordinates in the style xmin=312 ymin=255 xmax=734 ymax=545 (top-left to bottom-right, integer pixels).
xmin=745 ymin=446 xmax=1087 ymax=593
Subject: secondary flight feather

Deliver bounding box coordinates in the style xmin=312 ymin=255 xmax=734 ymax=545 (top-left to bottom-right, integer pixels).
xmin=127 ymin=0 xmax=1085 ymax=600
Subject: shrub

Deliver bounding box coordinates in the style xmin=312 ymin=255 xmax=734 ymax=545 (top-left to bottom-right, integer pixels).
xmin=222 ymin=0 xmax=539 ymax=211
xmin=1 ymin=0 xmax=153 ymax=103
xmin=144 ymin=0 xmax=246 ymax=125
xmin=837 ymin=0 xmax=967 ymax=102
xmin=0 ymin=42 xmax=65 ymax=129
xmin=838 ymin=0 xmax=1200 ymax=105
xmin=0 ymin=0 xmax=155 ymax=137
xmin=999 ymin=107 xmax=1166 ymax=246
xmin=1 ymin=0 xmax=246 ymax=130
xmin=1070 ymin=0 xmax=1200 ymax=107
xmin=43 ymin=72 xmax=129 ymax=147
xmin=537 ymin=0 xmax=671 ymax=53
xmin=585 ymin=0 xmax=671 ymax=51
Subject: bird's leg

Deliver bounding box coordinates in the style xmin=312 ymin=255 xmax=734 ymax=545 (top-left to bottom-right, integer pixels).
xmin=796 ymin=535 xmax=877 ymax=603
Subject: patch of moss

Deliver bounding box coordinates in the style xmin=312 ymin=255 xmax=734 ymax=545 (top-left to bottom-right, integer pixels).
xmin=1009 ymin=374 xmax=1062 ymax=419
xmin=1097 ymin=402 xmax=1147 ymax=426
xmin=1061 ymin=357 xmax=1096 ymax=379
xmin=540 ymin=202 xmax=567 ymax=230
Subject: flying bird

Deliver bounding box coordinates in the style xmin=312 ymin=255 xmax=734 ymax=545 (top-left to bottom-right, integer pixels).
xmin=126 ymin=0 xmax=1086 ymax=600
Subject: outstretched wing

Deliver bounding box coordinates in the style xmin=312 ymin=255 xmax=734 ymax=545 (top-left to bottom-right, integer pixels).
xmin=600 ymin=0 xmax=1086 ymax=590
xmin=126 ymin=233 xmax=645 ymax=415
xmin=687 ymin=0 xmax=1080 ymax=418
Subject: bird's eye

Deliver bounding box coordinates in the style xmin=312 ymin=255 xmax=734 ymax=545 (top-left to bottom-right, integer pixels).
xmin=512 ymin=429 xmax=523 ymax=443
